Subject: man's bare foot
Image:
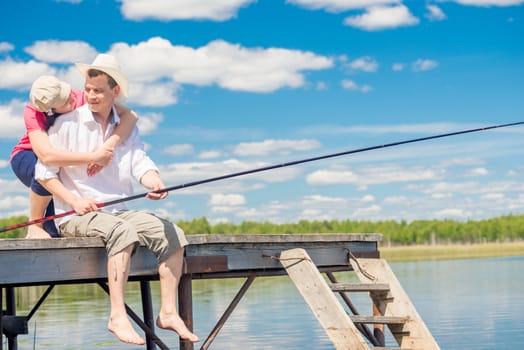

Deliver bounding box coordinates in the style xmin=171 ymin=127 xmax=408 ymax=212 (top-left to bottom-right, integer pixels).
xmin=25 ymin=226 xmax=51 ymax=239
xmin=108 ymin=316 xmax=145 ymax=345
xmin=156 ymin=314 xmax=199 ymax=343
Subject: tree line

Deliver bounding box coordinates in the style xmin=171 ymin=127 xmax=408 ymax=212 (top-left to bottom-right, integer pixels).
xmin=2 ymin=214 xmax=523 ymax=245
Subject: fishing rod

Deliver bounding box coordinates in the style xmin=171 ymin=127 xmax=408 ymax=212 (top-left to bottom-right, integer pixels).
xmin=1 ymin=120 xmax=523 ymax=234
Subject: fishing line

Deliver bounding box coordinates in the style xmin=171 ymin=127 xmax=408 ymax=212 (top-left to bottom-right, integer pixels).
xmin=1 ymin=121 xmax=523 ymax=234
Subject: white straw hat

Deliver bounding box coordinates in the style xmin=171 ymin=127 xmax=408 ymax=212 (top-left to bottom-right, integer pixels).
xmin=76 ymin=54 xmax=129 ymax=103
xmin=30 ymin=75 xmax=71 ymax=113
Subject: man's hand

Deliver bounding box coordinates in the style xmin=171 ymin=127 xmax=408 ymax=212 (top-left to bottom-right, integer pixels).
xmin=141 ymin=170 xmax=168 ymax=200
xmin=71 ymin=197 xmax=99 ymax=215
xmin=146 ymin=181 xmax=168 ymax=200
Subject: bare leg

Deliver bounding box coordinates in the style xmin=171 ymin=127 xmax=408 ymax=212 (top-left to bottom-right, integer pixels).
xmin=156 ymin=248 xmax=199 ymax=343
xmin=107 ymin=245 xmax=145 ymax=345
xmin=26 ymin=190 xmax=52 ymax=239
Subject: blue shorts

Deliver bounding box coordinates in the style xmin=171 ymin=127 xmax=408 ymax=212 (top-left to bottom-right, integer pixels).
xmin=10 ymin=150 xmax=59 ymax=237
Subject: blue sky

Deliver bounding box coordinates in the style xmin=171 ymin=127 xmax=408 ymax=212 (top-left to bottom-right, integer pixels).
xmin=1 ymin=0 xmax=523 ymax=225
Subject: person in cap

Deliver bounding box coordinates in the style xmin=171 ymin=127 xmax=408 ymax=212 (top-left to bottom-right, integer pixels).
xmin=10 ymin=75 xmax=138 ymax=239
xmin=35 ymin=54 xmax=199 ymax=345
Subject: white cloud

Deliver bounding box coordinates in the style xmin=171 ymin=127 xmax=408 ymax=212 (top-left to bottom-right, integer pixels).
xmin=341 ymin=79 xmax=372 ymax=93
xmin=383 ymin=195 xmax=407 ymax=204
xmin=480 ymin=193 xmax=505 ymax=200
xmin=199 ymin=150 xmax=222 ymax=159
xmin=452 ymin=0 xmax=524 ymax=6
xmin=233 ymin=139 xmax=321 ymax=156
xmin=347 ymin=56 xmax=378 ymax=72
xmin=353 ymin=204 xmax=382 ymax=218
xmin=209 ymin=193 xmax=246 ymax=206
xmin=25 ymin=40 xmax=97 ymax=64
xmin=0 ymin=58 xmax=54 ymax=90
xmin=0 ymin=99 xmax=27 ymax=139
xmin=469 ymin=167 xmax=489 ymax=176
xmin=408 ymin=180 xmax=524 ymax=197
xmin=434 ymin=208 xmax=471 ymax=219
xmin=425 ymin=5 xmax=446 ymax=21
xmin=301 ymin=122 xmax=486 ymax=135
xmin=0 ymin=195 xmax=28 ymax=209
xmin=412 ymin=59 xmax=439 ymax=72
xmin=119 ymin=0 xmax=256 ymax=21
xmin=164 ymin=144 xmax=194 ymax=156
xmin=287 ymin=0 xmax=401 ymax=12
xmin=159 ymin=158 xmax=302 ymax=188
xmin=128 ymin=81 xmax=179 ymax=107
xmin=392 ymin=63 xmax=405 ymax=71
xmin=361 ymin=194 xmax=375 ymax=202
xmin=306 ymin=164 xmax=442 ymax=186
xmin=0 ymin=42 xmax=14 ymax=53
xmin=343 ymin=5 xmax=419 ymax=31
xmin=109 ymin=37 xmax=333 ymax=93
xmin=137 ymin=112 xmax=164 ymax=134
xmin=302 ymin=194 xmax=346 ymax=204
xmin=0 ymin=37 xmax=333 ymax=107
xmin=316 ymin=81 xmax=328 ymax=90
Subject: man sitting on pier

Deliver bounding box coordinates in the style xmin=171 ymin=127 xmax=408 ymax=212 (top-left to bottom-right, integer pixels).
xmin=35 ymin=54 xmax=199 ymax=345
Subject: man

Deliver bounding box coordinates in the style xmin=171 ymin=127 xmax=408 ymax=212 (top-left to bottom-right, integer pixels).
xmin=35 ymin=54 xmax=199 ymax=345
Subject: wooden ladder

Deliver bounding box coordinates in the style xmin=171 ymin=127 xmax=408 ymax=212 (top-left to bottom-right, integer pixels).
xmin=279 ymin=248 xmax=441 ymax=350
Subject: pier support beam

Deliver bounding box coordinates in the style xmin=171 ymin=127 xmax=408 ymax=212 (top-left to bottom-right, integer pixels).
xmin=1 ymin=287 xmax=3 ymax=350
xmin=179 ymin=274 xmax=194 ymax=350
xmin=6 ymin=288 xmax=17 ymax=350
xmin=140 ymin=281 xmax=156 ymax=350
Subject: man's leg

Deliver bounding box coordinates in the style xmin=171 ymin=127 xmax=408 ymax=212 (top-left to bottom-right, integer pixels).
xmin=156 ymin=247 xmax=199 ymax=342
xmin=107 ymin=244 xmax=145 ymax=345
xmin=114 ymin=211 xmax=198 ymax=342
xmin=60 ymin=212 xmax=144 ymax=345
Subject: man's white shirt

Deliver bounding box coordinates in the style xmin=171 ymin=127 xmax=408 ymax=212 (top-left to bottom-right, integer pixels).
xmin=35 ymin=104 xmax=158 ymax=226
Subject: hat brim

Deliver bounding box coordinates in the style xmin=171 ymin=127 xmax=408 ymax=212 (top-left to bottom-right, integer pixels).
xmin=76 ymin=63 xmax=129 ymax=103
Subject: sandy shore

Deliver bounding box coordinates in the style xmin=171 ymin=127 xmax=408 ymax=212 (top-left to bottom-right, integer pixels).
xmin=378 ymin=241 xmax=524 ymax=262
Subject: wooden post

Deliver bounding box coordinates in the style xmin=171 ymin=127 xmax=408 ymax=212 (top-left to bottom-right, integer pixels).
xmin=373 ymin=303 xmax=385 ymax=346
xmin=178 ymin=274 xmax=193 ymax=350
xmin=6 ymin=287 xmax=16 ymax=350
xmin=140 ymin=281 xmax=156 ymax=350
xmin=1 ymin=287 xmax=3 ymax=350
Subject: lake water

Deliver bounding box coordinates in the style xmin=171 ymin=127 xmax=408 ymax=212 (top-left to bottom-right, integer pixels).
xmin=5 ymin=255 xmax=524 ymax=349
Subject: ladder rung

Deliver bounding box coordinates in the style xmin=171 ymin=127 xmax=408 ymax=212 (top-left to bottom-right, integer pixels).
xmin=391 ymin=330 xmax=411 ymax=337
xmin=329 ymin=282 xmax=390 ymax=292
xmin=350 ymin=315 xmax=408 ymax=325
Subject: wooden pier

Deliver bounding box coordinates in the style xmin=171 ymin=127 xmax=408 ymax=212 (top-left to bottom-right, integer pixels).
xmin=0 ymin=233 xmax=439 ymax=349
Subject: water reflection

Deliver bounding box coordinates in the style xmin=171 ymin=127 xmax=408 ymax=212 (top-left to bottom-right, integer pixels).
xmin=5 ymin=256 xmax=524 ymax=349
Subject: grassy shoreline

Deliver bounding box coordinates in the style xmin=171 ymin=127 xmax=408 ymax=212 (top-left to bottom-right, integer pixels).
xmin=378 ymin=241 xmax=524 ymax=262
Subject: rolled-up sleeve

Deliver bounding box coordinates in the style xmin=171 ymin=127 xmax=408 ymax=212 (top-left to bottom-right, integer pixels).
xmin=35 ymin=160 xmax=59 ymax=181
xmin=34 ymin=124 xmax=62 ymax=181
xmin=126 ymin=128 xmax=159 ymax=181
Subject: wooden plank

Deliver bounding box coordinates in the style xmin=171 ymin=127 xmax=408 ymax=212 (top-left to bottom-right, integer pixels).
xmin=350 ymin=315 xmax=408 ymax=325
xmin=0 ymin=234 xmax=381 ymax=251
xmin=330 ymin=282 xmax=390 ymax=292
xmin=350 ymin=258 xmax=441 ymax=350
xmin=280 ymin=248 xmax=369 ymax=350
xmin=0 ymin=234 xmax=380 ymax=286
xmin=183 ymin=256 xmax=228 ymax=274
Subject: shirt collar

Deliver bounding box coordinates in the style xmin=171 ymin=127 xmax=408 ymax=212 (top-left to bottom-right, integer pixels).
xmin=79 ymin=104 xmax=121 ymax=125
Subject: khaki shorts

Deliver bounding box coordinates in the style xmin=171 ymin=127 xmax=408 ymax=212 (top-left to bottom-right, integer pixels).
xmin=59 ymin=210 xmax=188 ymax=263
